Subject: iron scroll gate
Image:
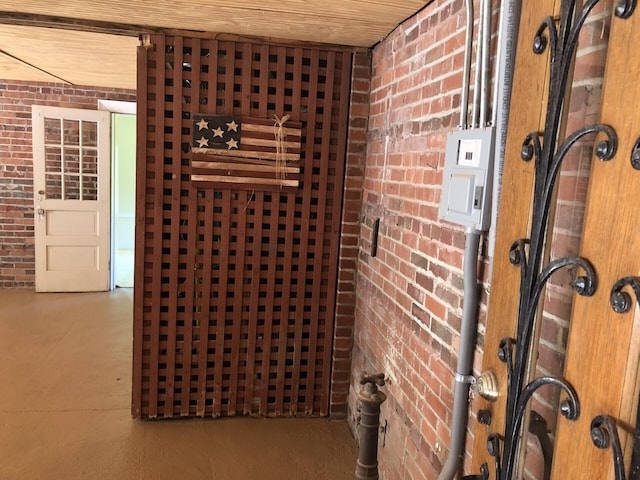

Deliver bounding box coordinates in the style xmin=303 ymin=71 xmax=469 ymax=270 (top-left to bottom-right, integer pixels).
xmin=465 ymin=1 xmax=640 ymax=480
xmin=132 ymin=35 xmax=353 ymax=419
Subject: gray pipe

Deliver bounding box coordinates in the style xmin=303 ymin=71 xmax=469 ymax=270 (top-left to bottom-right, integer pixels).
xmin=471 ymin=0 xmax=484 ymax=127
xmin=436 ymin=3 xmax=521 ymax=478
xmin=437 ymin=228 xmax=481 ymax=480
xmin=479 ymin=0 xmax=493 ymax=125
xmin=487 ymin=0 xmax=522 ymax=281
xmin=459 ymin=0 xmax=474 ymax=129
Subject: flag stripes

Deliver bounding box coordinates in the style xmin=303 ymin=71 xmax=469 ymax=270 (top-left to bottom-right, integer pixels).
xmin=190 ymin=154 xmax=301 ymax=190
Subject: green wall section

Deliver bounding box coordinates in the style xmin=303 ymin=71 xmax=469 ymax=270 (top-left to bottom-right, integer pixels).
xmin=112 ymin=113 xmax=136 ymax=287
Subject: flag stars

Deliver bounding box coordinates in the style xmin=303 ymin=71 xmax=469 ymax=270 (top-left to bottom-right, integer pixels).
xmin=193 ymin=116 xmax=241 ymax=150
xmin=196 ymin=118 xmax=209 ymax=130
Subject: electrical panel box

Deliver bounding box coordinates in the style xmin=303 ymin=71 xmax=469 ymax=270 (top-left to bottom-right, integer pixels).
xmin=439 ymin=128 xmax=495 ymax=231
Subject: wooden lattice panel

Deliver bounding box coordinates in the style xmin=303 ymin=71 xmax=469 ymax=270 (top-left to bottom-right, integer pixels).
xmin=133 ymin=35 xmax=352 ymax=419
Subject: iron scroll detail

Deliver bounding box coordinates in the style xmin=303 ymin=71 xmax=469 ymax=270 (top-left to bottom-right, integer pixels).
xmin=610 ymin=277 xmax=640 ymax=313
xmin=630 ymin=393 xmax=640 ymax=480
xmin=591 ymin=415 xmax=626 ymax=480
xmin=462 ymin=463 xmax=489 ymax=480
xmin=631 ymin=137 xmax=640 ymax=170
xmin=615 ymin=0 xmax=637 ymax=18
xmin=529 ymin=411 xmax=553 ymax=480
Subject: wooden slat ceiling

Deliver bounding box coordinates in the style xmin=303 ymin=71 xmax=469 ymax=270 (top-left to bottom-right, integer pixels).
xmin=0 ymin=25 xmax=138 ymax=89
xmin=0 ymin=0 xmax=429 ymax=89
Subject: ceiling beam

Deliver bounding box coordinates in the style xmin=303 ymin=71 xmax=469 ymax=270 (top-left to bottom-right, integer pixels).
xmin=0 ymin=12 xmax=154 ymax=36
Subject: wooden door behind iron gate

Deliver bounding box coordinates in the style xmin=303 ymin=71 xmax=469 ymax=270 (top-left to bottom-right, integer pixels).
xmin=132 ymin=35 xmax=352 ymax=419
xmin=469 ymin=2 xmax=640 ymax=479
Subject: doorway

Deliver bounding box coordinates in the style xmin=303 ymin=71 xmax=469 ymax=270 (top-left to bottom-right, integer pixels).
xmin=111 ymin=112 xmax=136 ymax=288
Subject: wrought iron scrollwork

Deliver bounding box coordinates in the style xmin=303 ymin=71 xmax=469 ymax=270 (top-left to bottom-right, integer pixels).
xmin=498 ymin=337 xmax=514 ymax=392
xmin=529 ymin=411 xmax=553 ymax=480
xmin=630 ymin=394 xmax=640 ymax=480
xmin=615 ymin=0 xmax=637 ymax=18
xmin=610 ymin=277 xmax=640 ymax=313
xmin=487 ymin=433 xmax=502 ymax=478
xmin=591 ymin=415 xmax=626 ymax=480
xmin=462 ymin=463 xmax=489 ymax=480
xmin=631 ymin=137 xmax=640 ymax=170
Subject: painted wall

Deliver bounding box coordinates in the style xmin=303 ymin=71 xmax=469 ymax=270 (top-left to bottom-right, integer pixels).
xmin=112 ymin=112 xmax=136 ymax=288
xmin=0 ymin=82 xmax=136 ymax=288
xmin=113 ymin=113 xmax=136 ymax=249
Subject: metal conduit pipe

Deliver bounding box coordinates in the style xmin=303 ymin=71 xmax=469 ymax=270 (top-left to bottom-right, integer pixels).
xmin=438 ymin=3 xmax=520 ymax=478
xmin=437 ymin=228 xmax=481 ymax=480
xmin=459 ymin=0 xmax=475 ymax=129
xmin=471 ymin=0 xmax=484 ymax=128
xmin=479 ymin=0 xmax=493 ymax=125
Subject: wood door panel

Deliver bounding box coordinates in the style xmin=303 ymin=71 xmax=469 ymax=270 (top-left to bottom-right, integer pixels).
xmin=470 ymin=0 xmax=558 ymax=473
xmin=470 ymin=3 xmax=640 ymax=479
xmin=551 ymin=9 xmax=640 ymax=479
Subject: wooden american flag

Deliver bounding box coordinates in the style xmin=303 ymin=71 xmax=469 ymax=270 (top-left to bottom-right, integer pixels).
xmin=190 ymin=115 xmax=302 ymax=190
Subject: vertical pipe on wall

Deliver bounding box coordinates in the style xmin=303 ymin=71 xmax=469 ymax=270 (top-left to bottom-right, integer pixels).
xmin=460 ymin=0 xmax=475 ymax=129
xmin=438 ymin=2 xmax=485 ymax=479
xmin=436 ymin=228 xmax=481 ymax=480
xmin=479 ymin=0 xmax=493 ymax=126
xmin=438 ymin=1 xmax=521 ymax=478
xmin=471 ymin=0 xmax=485 ymax=128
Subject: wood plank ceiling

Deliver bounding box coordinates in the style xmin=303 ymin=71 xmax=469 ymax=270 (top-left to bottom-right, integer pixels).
xmin=0 ymin=0 xmax=429 ymax=89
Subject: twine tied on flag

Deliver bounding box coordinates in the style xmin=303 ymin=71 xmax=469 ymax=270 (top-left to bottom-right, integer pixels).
xmin=273 ymin=114 xmax=291 ymax=187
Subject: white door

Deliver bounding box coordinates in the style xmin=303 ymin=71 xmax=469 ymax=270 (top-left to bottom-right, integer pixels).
xmin=32 ymin=106 xmax=111 ymax=292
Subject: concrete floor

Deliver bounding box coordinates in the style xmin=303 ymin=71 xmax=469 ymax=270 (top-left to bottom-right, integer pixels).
xmin=0 ymin=289 xmax=357 ymax=480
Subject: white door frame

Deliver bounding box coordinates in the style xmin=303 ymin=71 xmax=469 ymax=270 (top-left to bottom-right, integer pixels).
xmin=99 ymin=100 xmax=137 ymax=290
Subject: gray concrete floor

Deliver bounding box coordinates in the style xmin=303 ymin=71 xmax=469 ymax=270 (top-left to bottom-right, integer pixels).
xmin=0 ymin=289 xmax=357 ymax=480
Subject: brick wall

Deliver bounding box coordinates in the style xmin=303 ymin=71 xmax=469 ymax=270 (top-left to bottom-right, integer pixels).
xmin=0 ymin=81 xmax=136 ymax=288
xmin=331 ymin=50 xmax=372 ymax=416
xmin=349 ymin=2 xmax=484 ymax=478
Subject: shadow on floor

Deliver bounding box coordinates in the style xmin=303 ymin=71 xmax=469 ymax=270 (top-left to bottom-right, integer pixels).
xmin=0 ymin=289 xmax=357 ymax=480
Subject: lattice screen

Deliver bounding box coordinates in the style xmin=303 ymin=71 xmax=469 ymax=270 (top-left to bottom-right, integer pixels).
xmin=132 ymin=35 xmax=353 ymax=419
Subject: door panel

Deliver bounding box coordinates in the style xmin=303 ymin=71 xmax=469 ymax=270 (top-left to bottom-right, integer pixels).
xmin=32 ymin=106 xmax=111 ymax=292
xmin=552 ymin=6 xmax=640 ymax=479
xmin=469 ymin=2 xmax=640 ymax=479
xmin=470 ymin=0 xmax=558 ymax=475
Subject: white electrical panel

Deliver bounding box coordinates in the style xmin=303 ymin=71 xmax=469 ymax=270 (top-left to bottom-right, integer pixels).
xmin=439 ymin=128 xmax=495 ymax=231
